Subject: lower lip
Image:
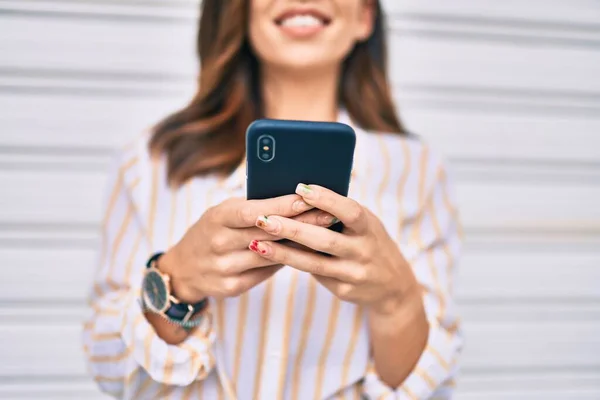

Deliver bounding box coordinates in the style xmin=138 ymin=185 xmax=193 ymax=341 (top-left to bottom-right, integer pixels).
xmin=277 ymin=22 xmax=327 ymax=38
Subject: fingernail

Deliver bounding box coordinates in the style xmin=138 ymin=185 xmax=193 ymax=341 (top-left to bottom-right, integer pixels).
xmin=296 ymin=183 xmax=313 ymax=198
xmin=256 ymin=241 xmax=269 ymax=255
xmin=319 ymin=213 xmax=339 ymax=226
xmin=256 ymin=215 xmax=280 ymax=233
xmin=292 ymin=199 xmax=312 ymax=213
xmin=249 ymin=240 xmax=269 ymax=255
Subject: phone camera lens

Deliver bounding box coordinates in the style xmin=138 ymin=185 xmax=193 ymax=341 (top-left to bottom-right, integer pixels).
xmin=257 ymin=135 xmax=275 ymax=162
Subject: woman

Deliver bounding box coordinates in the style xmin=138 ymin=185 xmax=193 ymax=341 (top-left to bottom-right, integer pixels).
xmin=83 ymin=0 xmax=463 ymax=399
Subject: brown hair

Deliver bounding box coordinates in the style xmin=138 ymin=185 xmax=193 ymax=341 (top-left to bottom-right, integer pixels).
xmin=150 ymin=0 xmax=405 ymax=186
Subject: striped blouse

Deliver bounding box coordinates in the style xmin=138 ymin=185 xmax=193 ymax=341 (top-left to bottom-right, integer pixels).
xmin=82 ymin=111 xmax=463 ymax=400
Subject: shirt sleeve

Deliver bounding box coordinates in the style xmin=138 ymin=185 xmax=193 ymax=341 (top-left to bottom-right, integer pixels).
xmin=81 ymin=148 xmax=216 ymax=399
xmin=361 ymin=158 xmax=464 ymax=400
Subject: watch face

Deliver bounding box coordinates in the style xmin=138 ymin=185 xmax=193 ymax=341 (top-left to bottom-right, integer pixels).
xmin=142 ymin=269 xmax=169 ymax=313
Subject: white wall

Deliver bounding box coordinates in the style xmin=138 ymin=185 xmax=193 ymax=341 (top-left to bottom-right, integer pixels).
xmin=1 ymin=0 xmax=599 ymax=399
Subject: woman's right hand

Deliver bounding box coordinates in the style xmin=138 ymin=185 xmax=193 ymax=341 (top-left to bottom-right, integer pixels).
xmin=159 ymin=194 xmax=335 ymax=303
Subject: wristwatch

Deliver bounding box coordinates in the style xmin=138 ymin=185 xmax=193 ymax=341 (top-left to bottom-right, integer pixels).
xmin=141 ymin=252 xmax=208 ymax=328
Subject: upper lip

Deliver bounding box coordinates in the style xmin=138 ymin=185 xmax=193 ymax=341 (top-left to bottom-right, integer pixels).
xmin=274 ymin=8 xmax=332 ymax=25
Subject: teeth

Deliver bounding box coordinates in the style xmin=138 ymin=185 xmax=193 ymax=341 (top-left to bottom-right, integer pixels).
xmin=281 ymin=15 xmax=323 ymax=27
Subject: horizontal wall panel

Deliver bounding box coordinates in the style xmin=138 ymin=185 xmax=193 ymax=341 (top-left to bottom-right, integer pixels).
xmin=400 ymin=108 xmax=600 ymax=164
xmin=3 ymin=169 xmax=599 ymax=230
xmin=456 ymin=390 xmax=600 ymax=400
xmin=0 ymin=381 xmax=108 ymax=400
xmin=0 ymin=15 xmax=197 ymax=77
xmin=457 ymin=371 xmax=600 ymax=400
xmin=1 ymin=318 xmax=598 ymax=377
xmin=0 ymin=0 xmax=198 ymax=19
xmin=457 ymin=249 xmax=600 ymax=301
xmin=2 ymin=15 xmax=599 ymax=94
xmin=384 ymin=0 xmax=600 ymax=26
xmin=389 ymin=37 xmax=600 ymax=94
xmin=2 ymin=0 xmax=598 ymax=27
xmin=0 ymin=170 xmax=107 ymax=225
xmin=1 ymin=247 xmax=96 ymax=302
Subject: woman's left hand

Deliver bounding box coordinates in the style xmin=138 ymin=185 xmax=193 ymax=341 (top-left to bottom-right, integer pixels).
xmin=249 ymin=183 xmax=420 ymax=316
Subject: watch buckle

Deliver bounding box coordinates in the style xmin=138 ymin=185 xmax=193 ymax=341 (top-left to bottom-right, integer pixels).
xmin=182 ymin=304 xmax=195 ymax=324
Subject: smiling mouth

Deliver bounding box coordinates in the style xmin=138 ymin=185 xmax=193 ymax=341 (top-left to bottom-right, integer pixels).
xmin=275 ymin=14 xmax=331 ymax=28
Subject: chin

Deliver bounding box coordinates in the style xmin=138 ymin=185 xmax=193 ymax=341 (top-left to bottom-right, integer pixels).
xmin=262 ymin=46 xmax=341 ymax=71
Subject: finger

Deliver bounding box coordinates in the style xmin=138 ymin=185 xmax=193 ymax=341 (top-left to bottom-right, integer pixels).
xmin=312 ymin=275 xmax=357 ymax=303
xmin=210 ymin=227 xmax=282 ymax=254
xmin=295 ymin=184 xmax=368 ymax=233
xmin=249 ymin=240 xmax=356 ymax=281
xmin=217 ymin=195 xmax=313 ymax=228
xmin=255 ymin=215 xmax=355 ymax=257
xmin=216 ymin=264 xmax=282 ymax=299
xmin=291 ymin=209 xmax=338 ymax=227
xmin=215 ymin=249 xmax=282 ymax=274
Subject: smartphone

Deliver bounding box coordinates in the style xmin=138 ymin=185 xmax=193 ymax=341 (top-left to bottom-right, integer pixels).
xmin=246 ymin=119 xmax=356 ymax=231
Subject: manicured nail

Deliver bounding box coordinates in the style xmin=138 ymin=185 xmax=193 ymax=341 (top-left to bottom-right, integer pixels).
xmin=292 ymin=199 xmax=312 ymax=213
xmin=296 ymin=183 xmax=313 ymax=198
xmin=249 ymin=240 xmax=269 ymax=255
xmin=256 ymin=215 xmax=281 ymax=233
xmin=256 ymin=215 xmax=269 ymax=229
xmin=256 ymin=241 xmax=269 ymax=255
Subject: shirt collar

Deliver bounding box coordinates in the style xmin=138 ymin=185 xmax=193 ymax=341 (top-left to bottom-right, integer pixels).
xmin=221 ymin=109 xmax=367 ymax=191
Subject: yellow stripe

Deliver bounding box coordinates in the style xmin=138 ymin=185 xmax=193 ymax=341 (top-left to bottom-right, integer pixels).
xmin=290 ymin=277 xmax=317 ymax=400
xmin=182 ymin=381 xmax=199 ymax=400
xmin=396 ymin=140 xmax=412 ymax=241
xmin=314 ymin=297 xmax=341 ymax=400
xmin=438 ymin=168 xmax=461 ymax=296
xmin=414 ymin=366 xmax=437 ymax=389
xmin=89 ymin=349 xmax=131 ymax=363
xmin=407 ymin=146 xmax=429 ymax=246
xmin=375 ymin=135 xmax=391 ymax=215
xmin=427 ymin=345 xmax=450 ymax=370
xmin=230 ymin=180 xmax=248 ymax=392
xmin=147 ymin=160 xmax=160 ymax=248
xmin=400 ymin=385 xmax=418 ymax=400
xmin=276 ymin=269 xmax=300 ymax=399
xmin=232 ymin=292 xmax=248 ymax=387
xmin=97 ymin=155 xmax=139 ymax=271
xmin=167 ymin=188 xmax=178 ymax=247
xmin=156 ymin=352 xmax=176 ymax=398
xmin=216 ymin=298 xmax=225 ymax=400
xmin=252 ymin=278 xmax=275 ymax=399
xmin=182 ymin=181 xmax=203 ymax=400
xmin=143 ymin=326 xmax=154 ymax=371
xmin=91 ymin=332 xmax=121 ymax=341
xmin=341 ymin=306 xmax=364 ymax=393
xmin=94 ymin=375 xmax=123 ymax=383
xmin=418 ymin=147 xmax=429 ymax=206
xmin=108 ymin=202 xmax=133 ymax=268
xmin=124 ymin=232 xmax=143 ymax=284
xmin=426 ymin=200 xmax=446 ymax=321
xmin=102 ymin=155 xmax=138 ymax=229
xmin=133 ymin=328 xmax=157 ymax=398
